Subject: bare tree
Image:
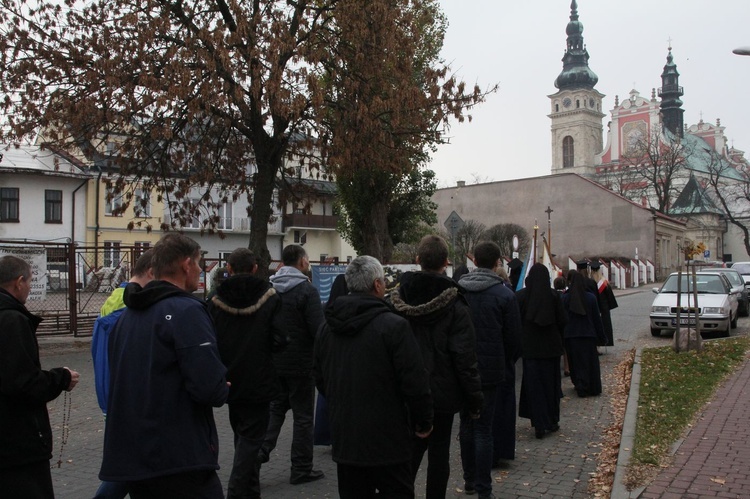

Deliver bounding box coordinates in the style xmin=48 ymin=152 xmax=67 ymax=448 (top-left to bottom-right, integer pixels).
xmin=703 ymin=148 xmax=750 ymax=257
xmin=619 ymin=127 xmax=692 ymax=213
xmin=480 ymin=223 xmax=530 ymax=259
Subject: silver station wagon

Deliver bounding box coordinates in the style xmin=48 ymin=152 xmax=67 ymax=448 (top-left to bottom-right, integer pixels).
xmin=650 ymin=271 xmax=738 ymax=338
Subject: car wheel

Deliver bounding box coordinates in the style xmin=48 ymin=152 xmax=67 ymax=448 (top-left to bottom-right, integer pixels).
xmin=731 ymin=312 xmax=738 ymax=329
xmin=650 ymin=327 xmax=661 ymax=337
xmin=742 ymin=300 xmax=750 ymax=317
xmin=723 ymin=321 xmax=731 ymax=337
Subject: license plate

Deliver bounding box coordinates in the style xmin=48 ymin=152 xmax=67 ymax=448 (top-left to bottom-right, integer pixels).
xmin=671 ymin=318 xmax=697 ymax=326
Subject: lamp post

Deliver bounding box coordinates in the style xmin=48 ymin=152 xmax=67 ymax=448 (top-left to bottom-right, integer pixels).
xmin=733 ymin=46 xmax=750 ymax=56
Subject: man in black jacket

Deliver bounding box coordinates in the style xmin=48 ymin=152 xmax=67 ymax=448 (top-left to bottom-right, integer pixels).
xmin=208 ymin=248 xmax=286 ymax=499
xmin=315 ymin=255 xmax=433 ymax=499
xmin=259 ymin=244 xmax=325 ymax=484
xmin=0 ymin=255 xmax=80 ymax=498
xmin=391 ymin=235 xmax=483 ymax=499
xmin=458 ymin=242 xmax=522 ymax=499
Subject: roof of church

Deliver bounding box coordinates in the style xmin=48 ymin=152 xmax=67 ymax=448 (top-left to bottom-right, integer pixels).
xmin=554 ymin=0 xmax=599 ymax=91
xmin=674 ymin=132 xmax=745 ymax=181
xmin=669 ymin=174 xmax=723 ymax=216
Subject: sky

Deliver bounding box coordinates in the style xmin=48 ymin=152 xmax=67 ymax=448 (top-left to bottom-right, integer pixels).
xmin=430 ymin=0 xmax=750 ymax=188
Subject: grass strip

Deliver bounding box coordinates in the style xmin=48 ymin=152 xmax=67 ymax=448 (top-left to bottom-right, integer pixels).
xmin=633 ymin=337 xmax=750 ymax=466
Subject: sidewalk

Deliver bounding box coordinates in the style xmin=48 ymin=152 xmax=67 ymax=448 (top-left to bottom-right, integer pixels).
xmin=636 ymin=354 xmax=750 ymax=498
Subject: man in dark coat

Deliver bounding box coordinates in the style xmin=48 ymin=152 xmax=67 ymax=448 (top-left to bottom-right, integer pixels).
xmin=260 ymin=244 xmax=325 ymax=484
xmin=208 ymin=248 xmax=287 ymax=499
xmin=0 ymin=255 xmax=80 ymax=499
xmin=314 ymin=255 xmax=433 ymax=499
xmin=391 ymin=235 xmax=483 ymax=499
xmin=458 ymin=242 xmax=522 ymax=499
xmin=99 ymin=233 xmax=229 ymax=497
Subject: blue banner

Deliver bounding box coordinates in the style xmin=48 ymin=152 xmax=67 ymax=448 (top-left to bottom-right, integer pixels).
xmin=311 ymin=265 xmax=348 ymax=304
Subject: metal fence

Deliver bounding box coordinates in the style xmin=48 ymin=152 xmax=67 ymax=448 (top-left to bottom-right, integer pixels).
xmin=1 ymin=240 xmax=143 ymax=336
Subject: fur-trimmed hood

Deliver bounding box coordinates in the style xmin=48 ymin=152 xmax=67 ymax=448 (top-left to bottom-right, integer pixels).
xmin=391 ymin=271 xmax=463 ymax=324
xmin=211 ymin=274 xmax=276 ymax=316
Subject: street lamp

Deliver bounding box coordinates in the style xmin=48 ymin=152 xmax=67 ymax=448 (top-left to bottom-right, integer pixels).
xmin=733 ymin=46 xmax=750 ymax=56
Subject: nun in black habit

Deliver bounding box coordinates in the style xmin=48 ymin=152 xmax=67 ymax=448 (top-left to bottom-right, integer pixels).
xmin=516 ymin=263 xmax=568 ymax=439
xmin=562 ymin=270 xmax=607 ymax=397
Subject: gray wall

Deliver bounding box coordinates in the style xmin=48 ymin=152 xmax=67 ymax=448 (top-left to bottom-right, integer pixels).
xmin=433 ymin=173 xmax=665 ymax=267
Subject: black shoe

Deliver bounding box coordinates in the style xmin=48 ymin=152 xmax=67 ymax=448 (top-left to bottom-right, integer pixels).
xmin=290 ymin=469 xmax=325 ymax=485
xmin=549 ymin=424 xmax=560 ymax=433
xmin=535 ymin=429 xmax=545 ymax=439
xmin=478 ymin=493 xmax=496 ymax=499
xmin=464 ymin=482 xmax=476 ymax=495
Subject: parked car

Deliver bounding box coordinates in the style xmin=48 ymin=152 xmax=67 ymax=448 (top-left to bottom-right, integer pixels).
xmin=700 ymin=268 xmax=749 ymax=317
xmin=650 ymin=271 xmax=738 ymax=338
xmin=730 ymin=261 xmax=750 ymax=288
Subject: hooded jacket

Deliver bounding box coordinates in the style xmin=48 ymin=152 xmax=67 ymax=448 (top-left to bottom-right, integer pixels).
xmin=0 ymin=288 xmax=71 ymax=469
xmin=208 ymin=274 xmax=286 ymax=404
xmin=269 ymin=266 xmax=324 ymax=376
xmin=99 ymin=281 xmax=228 ymax=482
xmin=459 ymin=269 xmax=522 ymax=387
xmin=314 ymin=293 xmax=433 ymax=466
xmin=390 ymin=271 xmax=483 ymax=414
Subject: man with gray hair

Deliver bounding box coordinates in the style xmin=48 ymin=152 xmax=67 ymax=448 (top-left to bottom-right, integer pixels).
xmin=314 ymin=255 xmax=433 ymax=498
xmin=0 ymin=255 xmax=80 ymax=498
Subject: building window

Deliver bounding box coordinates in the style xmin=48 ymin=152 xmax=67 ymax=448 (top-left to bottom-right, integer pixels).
xmin=0 ymin=187 xmax=20 ymax=222
xmin=44 ymin=190 xmax=63 ymax=223
xmin=562 ymin=136 xmax=575 ymax=168
xmin=218 ymin=202 xmax=233 ymax=230
xmin=105 ymin=187 xmax=123 ymax=216
xmin=134 ymin=188 xmax=151 ymax=217
xmin=294 ymin=230 xmax=301 ymax=243
xmin=134 ymin=241 xmax=151 ymax=257
xmin=104 ymin=241 xmax=121 ymax=267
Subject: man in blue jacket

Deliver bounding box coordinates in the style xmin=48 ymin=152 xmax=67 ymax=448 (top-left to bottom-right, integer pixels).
xmin=99 ymin=233 xmax=229 ymax=498
xmin=458 ymin=242 xmax=522 ymax=499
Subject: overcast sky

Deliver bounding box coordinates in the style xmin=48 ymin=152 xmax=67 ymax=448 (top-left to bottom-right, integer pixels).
xmin=431 ymin=0 xmax=750 ymax=188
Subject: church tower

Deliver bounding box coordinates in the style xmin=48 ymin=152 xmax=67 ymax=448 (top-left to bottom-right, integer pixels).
xmin=549 ymin=0 xmax=605 ymax=176
xmin=658 ymin=45 xmax=684 ymax=138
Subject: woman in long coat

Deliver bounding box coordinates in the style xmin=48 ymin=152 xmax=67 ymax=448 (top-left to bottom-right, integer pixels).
xmin=516 ymin=263 xmax=567 ymax=438
xmin=562 ymin=270 xmax=606 ymax=397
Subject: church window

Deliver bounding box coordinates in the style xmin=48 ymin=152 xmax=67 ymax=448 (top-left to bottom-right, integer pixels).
xmin=563 ymin=136 xmax=574 ymax=168
xmin=576 ymin=99 xmax=580 ymax=108
xmin=555 ymin=104 xmax=559 ymax=112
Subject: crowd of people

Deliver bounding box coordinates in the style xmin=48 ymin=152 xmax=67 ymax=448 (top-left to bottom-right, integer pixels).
xmin=0 ymin=232 xmax=617 ymax=499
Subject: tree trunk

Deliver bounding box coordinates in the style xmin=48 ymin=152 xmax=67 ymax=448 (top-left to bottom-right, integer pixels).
xmin=248 ymin=157 xmax=280 ymax=279
xmin=360 ymin=198 xmax=393 ymax=263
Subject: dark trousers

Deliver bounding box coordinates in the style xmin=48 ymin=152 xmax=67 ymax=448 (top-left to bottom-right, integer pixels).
xmin=261 ymin=375 xmax=315 ymax=474
xmin=0 ymin=460 xmax=54 ymax=499
xmin=227 ymin=401 xmax=271 ymax=499
xmin=337 ymin=461 xmax=414 ymax=499
xmin=127 ymin=470 xmax=224 ymax=499
xmin=411 ymin=411 xmax=455 ymax=499
xmin=459 ymin=386 xmax=497 ymax=496
xmin=492 ymin=359 xmax=517 ymax=461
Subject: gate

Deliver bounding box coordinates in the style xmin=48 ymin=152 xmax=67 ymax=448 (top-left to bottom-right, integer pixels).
xmin=0 ymin=240 xmax=142 ymax=336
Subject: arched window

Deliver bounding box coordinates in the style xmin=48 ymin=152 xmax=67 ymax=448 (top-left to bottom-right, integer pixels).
xmin=563 ymin=136 xmax=574 ymax=168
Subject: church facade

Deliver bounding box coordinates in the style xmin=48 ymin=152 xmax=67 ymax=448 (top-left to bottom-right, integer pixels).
xmin=433 ymin=0 xmax=750 ymax=278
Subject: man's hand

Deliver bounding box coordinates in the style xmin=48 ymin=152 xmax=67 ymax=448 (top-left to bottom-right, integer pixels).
xmin=415 ymin=425 xmax=433 ymax=439
xmin=64 ymin=367 xmax=80 ymax=391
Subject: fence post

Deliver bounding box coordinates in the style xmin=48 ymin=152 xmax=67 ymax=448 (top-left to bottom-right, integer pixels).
xmin=68 ymin=242 xmax=79 ymax=337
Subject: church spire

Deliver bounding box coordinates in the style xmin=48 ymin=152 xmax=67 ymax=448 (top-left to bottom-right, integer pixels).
xmin=658 ymin=44 xmax=685 ymax=137
xmin=554 ymin=0 xmax=599 ymax=90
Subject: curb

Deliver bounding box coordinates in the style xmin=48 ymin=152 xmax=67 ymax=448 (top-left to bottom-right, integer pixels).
xmin=612 ymin=348 xmax=645 ymax=499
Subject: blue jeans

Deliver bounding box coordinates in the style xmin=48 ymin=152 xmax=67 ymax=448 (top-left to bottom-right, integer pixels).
xmin=459 ymin=386 xmax=497 ymax=496
xmin=93 ymin=480 xmax=129 ymax=499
